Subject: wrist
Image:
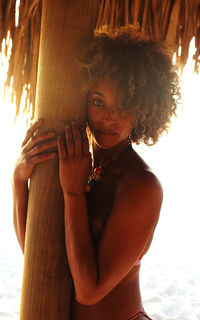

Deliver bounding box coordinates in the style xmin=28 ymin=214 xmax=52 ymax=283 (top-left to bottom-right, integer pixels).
xmin=12 ymin=168 xmax=27 ymax=184
xmin=12 ymin=174 xmax=28 ymax=190
xmin=63 ymin=189 xmax=86 ymax=201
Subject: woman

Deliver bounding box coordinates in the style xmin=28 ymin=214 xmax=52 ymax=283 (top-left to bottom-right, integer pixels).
xmin=12 ymin=33 xmax=180 ymax=319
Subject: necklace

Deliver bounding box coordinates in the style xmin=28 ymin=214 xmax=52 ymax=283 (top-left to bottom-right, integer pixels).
xmin=85 ymin=144 xmax=131 ymax=193
xmin=85 ymin=156 xmax=118 ymax=193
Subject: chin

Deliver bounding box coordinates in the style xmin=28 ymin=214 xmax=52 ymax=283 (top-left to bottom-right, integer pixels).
xmin=93 ymin=136 xmax=120 ymax=149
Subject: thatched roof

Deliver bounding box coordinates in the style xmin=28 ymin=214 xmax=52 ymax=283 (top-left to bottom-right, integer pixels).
xmin=1 ymin=0 xmax=200 ymax=117
xmin=1 ymin=0 xmax=42 ymax=116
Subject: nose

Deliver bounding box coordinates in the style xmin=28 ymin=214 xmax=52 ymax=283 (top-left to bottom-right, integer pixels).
xmin=102 ymin=108 xmax=118 ymax=123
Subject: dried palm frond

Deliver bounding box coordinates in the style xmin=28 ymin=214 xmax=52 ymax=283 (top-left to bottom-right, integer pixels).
xmin=95 ymin=0 xmax=200 ymax=72
xmin=1 ymin=0 xmax=200 ymax=117
xmin=1 ymin=0 xmax=41 ymax=117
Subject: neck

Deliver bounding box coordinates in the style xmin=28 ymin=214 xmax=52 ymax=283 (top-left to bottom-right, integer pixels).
xmin=92 ymin=138 xmax=131 ymax=168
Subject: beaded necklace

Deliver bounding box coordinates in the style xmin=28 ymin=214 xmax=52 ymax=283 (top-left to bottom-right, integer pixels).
xmin=85 ymin=144 xmax=131 ymax=193
xmin=85 ymin=156 xmax=117 ymax=193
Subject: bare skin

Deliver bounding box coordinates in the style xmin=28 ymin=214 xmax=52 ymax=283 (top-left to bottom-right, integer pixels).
xmin=57 ymin=80 xmax=163 ymax=319
xmin=12 ymin=119 xmax=57 ymax=252
xmin=12 ymin=79 xmax=163 ymax=320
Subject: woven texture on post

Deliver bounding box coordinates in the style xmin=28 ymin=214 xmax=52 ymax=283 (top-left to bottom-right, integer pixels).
xmin=19 ymin=1 xmax=99 ymax=319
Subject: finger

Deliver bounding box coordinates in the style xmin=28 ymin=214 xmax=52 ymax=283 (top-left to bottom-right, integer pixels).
xmin=23 ymin=131 xmax=55 ymax=152
xmin=57 ymin=136 xmax=67 ymax=161
xmin=22 ymin=119 xmax=44 ymax=147
xmin=27 ymin=152 xmax=56 ymax=165
xmin=65 ymin=123 xmax=74 ymax=160
xmin=81 ymin=125 xmax=90 ymax=155
xmin=71 ymin=122 xmax=82 ymax=157
xmin=28 ymin=139 xmax=57 ymax=157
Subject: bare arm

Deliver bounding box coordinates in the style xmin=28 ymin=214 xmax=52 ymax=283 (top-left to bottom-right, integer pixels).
xmin=64 ymin=192 xmax=98 ymax=304
xmin=12 ymin=119 xmax=57 ymax=253
xmin=63 ymin=174 xmax=162 ymax=305
xmin=12 ymin=178 xmax=28 ymax=253
xmin=57 ymin=122 xmax=163 ymax=306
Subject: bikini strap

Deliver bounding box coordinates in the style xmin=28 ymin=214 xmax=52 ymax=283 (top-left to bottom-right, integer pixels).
xmin=128 ymin=310 xmax=152 ymax=320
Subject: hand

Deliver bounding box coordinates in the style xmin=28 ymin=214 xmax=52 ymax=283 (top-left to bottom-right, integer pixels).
xmin=57 ymin=121 xmax=91 ymax=196
xmin=13 ymin=119 xmax=57 ymax=184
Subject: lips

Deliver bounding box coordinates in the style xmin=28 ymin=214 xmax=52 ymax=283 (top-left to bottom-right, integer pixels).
xmin=96 ymin=130 xmax=117 ymax=137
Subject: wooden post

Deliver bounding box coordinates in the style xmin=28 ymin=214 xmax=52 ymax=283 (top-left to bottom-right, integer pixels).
xmin=20 ymin=1 xmax=99 ymax=319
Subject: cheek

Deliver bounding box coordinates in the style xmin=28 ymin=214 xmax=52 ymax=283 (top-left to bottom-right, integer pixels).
xmin=87 ymin=106 xmax=101 ymax=126
xmin=88 ymin=105 xmax=134 ymax=135
xmin=118 ymin=116 xmax=134 ymax=134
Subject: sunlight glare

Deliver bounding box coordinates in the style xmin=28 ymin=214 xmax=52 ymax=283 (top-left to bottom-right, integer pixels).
xmin=15 ymin=0 xmax=21 ymax=27
xmin=0 ymin=33 xmax=29 ymax=250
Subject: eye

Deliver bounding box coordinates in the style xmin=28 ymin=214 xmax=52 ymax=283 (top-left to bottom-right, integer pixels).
xmin=92 ymin=98 xmax=104 ymax=107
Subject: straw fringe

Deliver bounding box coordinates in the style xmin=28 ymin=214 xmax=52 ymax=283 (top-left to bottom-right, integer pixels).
xmin=1 ymin=0 xmax=41 ymax=117
xmin=95 ymin=0 xmax=200 ymax=72
xmin=1 ymin=0 xmax=200 ymax=117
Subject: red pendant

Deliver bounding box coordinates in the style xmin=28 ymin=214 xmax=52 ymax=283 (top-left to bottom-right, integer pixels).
xmin=94 ymin=167 xmax=103 ymax=176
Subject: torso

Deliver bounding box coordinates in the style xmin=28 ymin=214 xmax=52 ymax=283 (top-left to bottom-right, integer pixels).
xmin=71 ymin=145 xmax=155 ymax=320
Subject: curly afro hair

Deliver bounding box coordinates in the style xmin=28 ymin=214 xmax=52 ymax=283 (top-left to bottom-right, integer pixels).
xmin=79 ymin=31 xmax=181 ymax=145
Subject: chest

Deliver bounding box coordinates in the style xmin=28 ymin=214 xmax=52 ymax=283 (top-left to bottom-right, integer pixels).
xmin=86 ymin=172 xmax=120 ymax=241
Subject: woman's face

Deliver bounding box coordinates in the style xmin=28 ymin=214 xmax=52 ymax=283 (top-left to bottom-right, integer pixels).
xmin=87 ymin=78 xmax=135 ymax=149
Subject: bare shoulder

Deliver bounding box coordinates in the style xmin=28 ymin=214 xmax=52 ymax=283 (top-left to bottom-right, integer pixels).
xmin=125 ymin=167 xmax=163 ymax=198
xmin=125 ymin=147 xmax=162 ymax=190
xmin=116 ymin=148 xmax=163 ymax=220
xmin=118 ymin=168 xmax=162 ymax=204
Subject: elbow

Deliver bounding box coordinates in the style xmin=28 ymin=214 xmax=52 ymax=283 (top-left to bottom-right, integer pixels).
xmin=20 ymin=241 xmax=25 ymax=254
xmin=17 ymin=234 xmax=25 ymax=254
xmin=13 ymin=215 xmax=24 ymax=254
xmin=74 ymin=274 xmax=108 ymax=305
xmin=76 ymin=294 xmax=101 ymax=306
xmin=75 ymin=288 xmax=105 ymax=306
xmin=14 ymin=224 xmax=25 ymax=254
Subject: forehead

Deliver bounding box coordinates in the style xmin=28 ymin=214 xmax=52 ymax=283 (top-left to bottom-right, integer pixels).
xmin=89 ymin=78 xmax=118 ymax=100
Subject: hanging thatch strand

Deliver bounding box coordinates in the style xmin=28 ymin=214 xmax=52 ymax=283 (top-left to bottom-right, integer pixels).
xmin=95 ymin=0 xmax=200 ymax=72
xmin=1 ymin=0 xmax=42 ymax=117
xmin=1 ymin=0 xmax=200 ymax=117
